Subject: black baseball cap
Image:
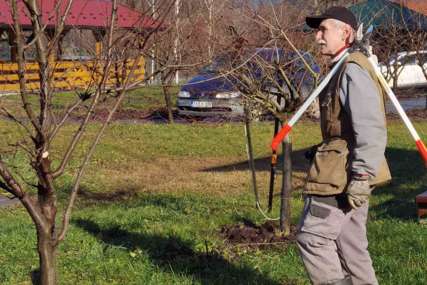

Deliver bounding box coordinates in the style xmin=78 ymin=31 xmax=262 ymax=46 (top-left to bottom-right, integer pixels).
xmin=306 ymin=6 xmax=358 ymax=30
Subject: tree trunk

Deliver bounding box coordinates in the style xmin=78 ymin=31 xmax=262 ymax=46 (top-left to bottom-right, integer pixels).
xmin=19 ymin=195 xmax=57 ymax=285
xmin=162 ymin=83 xmax=174 ymax=123
xmin=36 ymin=226 xmax=57 ymax=285
xmin=34 ymin=181 xmax=58 ymax=285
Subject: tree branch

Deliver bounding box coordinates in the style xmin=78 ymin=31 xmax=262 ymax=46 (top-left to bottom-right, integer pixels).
xmin=51 ymin=4 xmax=120 ymax=178
xmin=47 ymin=0 xmax=74 ymax=57
xmin=0 ymin=157 xmax=24 ymax=198
xmin=57 ymin=0 xmax=122 ymax=243
xmin=0 ymin=107 xmax=35 ymax=139
xmin=49 ymin=98 xmax=83 ymax=142
xmin=11 ymin=0 xmax=42 ymax=135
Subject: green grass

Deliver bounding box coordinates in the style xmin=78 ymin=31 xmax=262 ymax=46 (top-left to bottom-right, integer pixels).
xmin=0 ymin=85 xmax=180 ymax=117
xmin=0 ymin=114 xmax=426 ymax=284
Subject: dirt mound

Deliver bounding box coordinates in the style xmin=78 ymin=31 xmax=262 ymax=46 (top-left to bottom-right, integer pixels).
xmin=220 ymin=220 xmax=296 ymax=248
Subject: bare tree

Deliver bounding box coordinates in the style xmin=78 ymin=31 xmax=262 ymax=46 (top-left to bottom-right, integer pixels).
xmin=373 ymin=25 xmax=410 ymax=89
xmin=0 ymin=1 xmax=172 ymax=284
xmin=364 ymin=1 xmax=427 ymax=94
xmin=140 ymin=1 xmax=219 ymax=123
xmin=215 ymin=2 xmax=319 ymax=235
xmin=403 ymin=10 xmax=427 ymax=80
xmin=312 ymin=0 xmax=364 ymax=11
xmin=400 ymin=6 xmax=427 ymax=108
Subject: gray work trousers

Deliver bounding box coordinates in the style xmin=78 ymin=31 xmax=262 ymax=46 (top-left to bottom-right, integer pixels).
xmin=296 ymin=196 xmax=378 ymax=285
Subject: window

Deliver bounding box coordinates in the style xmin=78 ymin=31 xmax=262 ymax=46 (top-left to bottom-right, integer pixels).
xmin=0 ymin=41 xmax=10 ymax=61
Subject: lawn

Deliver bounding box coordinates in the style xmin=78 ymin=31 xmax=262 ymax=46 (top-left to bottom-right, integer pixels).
xmin=0 ymin=85 xmax=179 ymax=118
xmin=0 ymin=88 xmax=426 ymax=284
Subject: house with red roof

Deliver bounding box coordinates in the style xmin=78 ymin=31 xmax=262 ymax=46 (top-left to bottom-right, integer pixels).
xmin=0 ymin=0 xmax=159 ymax=93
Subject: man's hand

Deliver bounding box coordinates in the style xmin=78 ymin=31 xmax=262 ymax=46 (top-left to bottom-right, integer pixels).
xmin=347 ymin=175 xmax=371 ymax=209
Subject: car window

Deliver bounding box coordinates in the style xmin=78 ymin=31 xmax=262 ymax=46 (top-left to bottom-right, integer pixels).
xmin=200 ymin=60 xmax=223 ymax=73
xmin=199 ymin=49 xmax=319 ymax=91
xmin=201 ymin=54 xmax=237 ymax=73
xmin=398 ymin=54 xmax=417 ymax=65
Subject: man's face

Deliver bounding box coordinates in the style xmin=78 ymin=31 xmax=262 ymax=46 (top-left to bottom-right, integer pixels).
xmin=315 ymin=19 xmax=346 ymax=57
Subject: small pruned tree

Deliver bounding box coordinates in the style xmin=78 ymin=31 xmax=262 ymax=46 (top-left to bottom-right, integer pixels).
xmin=214 ymin=2 xmax=320 ymax=235
xmin=0 ymin=0 xmax=173 ymax=284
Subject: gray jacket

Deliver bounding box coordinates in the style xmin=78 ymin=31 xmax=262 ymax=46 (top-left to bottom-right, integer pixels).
xmin=339 ymin=62 xmax=387 ymax=177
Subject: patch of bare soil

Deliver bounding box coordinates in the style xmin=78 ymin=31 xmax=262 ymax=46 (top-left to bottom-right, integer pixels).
xmin=93 ymin=108 xmax=153 ymax=121
xmin=70 ymin=107 xmax=231 ymax=123
xmin=0 ymin=195 xmax=20 ymax=208
xmin=83 ymin=107 xmax=427 ymax=123
xmin=220 ymin=220 xmax=296 ymax=249
xmin=387 ymin=108 xmax=427 ymax=120
xmin=299 ymin=108 xmax=427 ymax=122
xmin=394 ymin=87 xmax=427 ymax=98
xmin=70 ymin=107 xmax=162 ymax=122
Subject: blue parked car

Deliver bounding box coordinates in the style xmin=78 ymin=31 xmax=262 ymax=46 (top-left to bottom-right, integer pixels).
xmin=177 ymin=48 xmax=320 ymax=118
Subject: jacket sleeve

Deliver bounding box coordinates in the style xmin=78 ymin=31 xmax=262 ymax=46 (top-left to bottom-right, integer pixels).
xmin=339 ymin=62 xmax=387 ymax=177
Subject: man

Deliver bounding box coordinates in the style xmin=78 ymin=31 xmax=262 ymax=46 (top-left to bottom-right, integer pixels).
xmin=296 ymin=6 xmax=391 ymax=285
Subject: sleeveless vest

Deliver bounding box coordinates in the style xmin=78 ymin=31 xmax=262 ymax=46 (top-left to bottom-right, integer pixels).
xmin=304 ymin=52 xmax=391 ymax=196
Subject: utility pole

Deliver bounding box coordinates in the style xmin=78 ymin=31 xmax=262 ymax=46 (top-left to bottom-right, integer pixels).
xmin=150 ymin=0 xmax=157 ymax=84
xmin=174 ymin=0 xmax=180 ymax=84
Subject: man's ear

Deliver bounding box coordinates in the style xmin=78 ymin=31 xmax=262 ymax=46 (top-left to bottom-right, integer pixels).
xmin=342 ymin=26 xmax=351 ymax=42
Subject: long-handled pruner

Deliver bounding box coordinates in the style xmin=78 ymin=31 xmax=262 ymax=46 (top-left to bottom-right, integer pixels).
xmin=271 ymin=51 xmax=349 ymax=151
xmin=361 ymin=26 xmax=427 ymax=166
xmin=271 ymin=25 xmax=427 ymax=167
xmin=367 ymin=57 xmax=427 ymax=166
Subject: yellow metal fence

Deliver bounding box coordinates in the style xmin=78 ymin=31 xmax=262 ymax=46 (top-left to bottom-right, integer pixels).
xmin=0 ymin=57 xmax=145 ymax=93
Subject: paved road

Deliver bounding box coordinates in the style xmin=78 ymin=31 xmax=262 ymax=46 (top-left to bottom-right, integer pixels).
xmin=0 ymin=195 xmax=19 ymax=208
xmin=385 ymin=97 xmax=426 ymax=113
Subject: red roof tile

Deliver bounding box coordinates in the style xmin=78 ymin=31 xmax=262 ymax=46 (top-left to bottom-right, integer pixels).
xmin=0 ymin=0 xmax=158 ymax=29
xmin=390 ymin=0 xmax=427 ymax=16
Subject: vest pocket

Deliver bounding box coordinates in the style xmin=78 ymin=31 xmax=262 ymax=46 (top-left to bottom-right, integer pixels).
xmin=305 ymin=139 xmax=350 ymax=195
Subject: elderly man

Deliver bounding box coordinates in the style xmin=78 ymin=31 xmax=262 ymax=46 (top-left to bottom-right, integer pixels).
xmin=296 ymin=6 xmax=391 ymax=285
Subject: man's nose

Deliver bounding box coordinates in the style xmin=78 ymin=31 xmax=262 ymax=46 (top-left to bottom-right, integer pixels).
xmin=315 ymin=30 xmax=322 ymax=41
